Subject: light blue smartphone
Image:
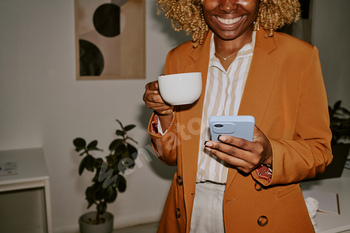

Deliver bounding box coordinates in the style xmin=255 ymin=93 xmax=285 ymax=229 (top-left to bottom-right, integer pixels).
xmin=209 ymin=116 xmax=255 ymax=142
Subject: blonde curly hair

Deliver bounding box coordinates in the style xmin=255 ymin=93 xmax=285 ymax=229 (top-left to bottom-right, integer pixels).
xmin=156 ymin=0 xmax=301 ymax=47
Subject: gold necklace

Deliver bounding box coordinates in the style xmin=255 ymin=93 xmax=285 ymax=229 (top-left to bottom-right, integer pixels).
xmin=215 ymin=50 xmax=239 ymax=61
xmin=215 ymin=33 xmax=253 ymax=61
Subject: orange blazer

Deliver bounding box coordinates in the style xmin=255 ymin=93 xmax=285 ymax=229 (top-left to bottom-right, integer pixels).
xmin=148 ymin=28 xmax=332 ymax=233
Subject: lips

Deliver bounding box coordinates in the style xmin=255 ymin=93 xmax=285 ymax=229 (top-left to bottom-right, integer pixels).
xmin=217 ymin=16 xmax=242 ymax=25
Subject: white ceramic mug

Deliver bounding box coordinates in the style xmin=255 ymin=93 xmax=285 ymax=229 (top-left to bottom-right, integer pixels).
xmin=158 ymin=72 xmax=202 ymax=105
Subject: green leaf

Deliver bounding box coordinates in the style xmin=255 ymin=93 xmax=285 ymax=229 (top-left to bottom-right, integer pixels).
xmin=112 ymin=163 xmax=120 ymax=173
xmin=81 ymin=155 xmax=95 ymax=173
xmin=94 ymin=184 xmax=103 ymax=201
xmin=87 ymin=140 xmax=98 ymax=149
xmin=85 ymin=186 xmax=95 ymax=208
xmin=94 ymin=158 xmax=103 ymax=169
xmin=79 ymin=160 xmax=85 ymax=175
xmin=85 ymin=186 xmax=94 ymax=198
xmin=127 ymin=144 xmax=138 ymax=160
xmin=116 ymin=119 xmax=124 ymax=129
xmin=73 ymin=138 xmax=86 ymax=152
xmin=105 ymin=185 xmax=117 ymax=203
xmin=86 ymin=155 xmax=95 ymax=172
xmin=124 ymin=124 xmax=136 ymax=131
xmin=92 ymin=169 xmax=100 ymax=182
xmin=106 ymin=155 xmax=114 ymax=164
xmin=87 ymin=201 xmax=94 ymax=209
xmin=109 ymin=139 xmax=123 ymax=151
xmin=340 ymin=106 xmax=350 ymax=115
xmin=117 ymin=175 xmax=127 ymax=192
xmin=334 ymin=100 xmax=342 ymax=111
xmin=121 ymin=150 xmax=130 ymax=159
xmin=116 ymin=129 xmax=125 ymax=136
xmin=73 ymin=138 xmax=86 ymax=148
xmin=114 ymin=143 xmax=127 ymax=156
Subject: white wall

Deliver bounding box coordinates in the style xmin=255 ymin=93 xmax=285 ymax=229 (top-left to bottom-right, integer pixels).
xmin=312 ymin=0 xmax=350 ymax=109
xmin=0 ymin=0 xmax=189 ymax=232
xmin=1 ymin=0 xmax=349 ymax=232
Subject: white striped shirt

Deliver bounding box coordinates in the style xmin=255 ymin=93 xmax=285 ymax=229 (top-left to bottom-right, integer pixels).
xmin=196 ymin=31 xmax=256 ymax=183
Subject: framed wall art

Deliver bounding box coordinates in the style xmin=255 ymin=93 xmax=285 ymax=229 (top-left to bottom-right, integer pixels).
xmin=75 ymin=0 xmax=145 ymax=80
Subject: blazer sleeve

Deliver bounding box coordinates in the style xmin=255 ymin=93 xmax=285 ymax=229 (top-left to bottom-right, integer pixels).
xmin=147 ymin=48 xmax=181 ymax=166
xmin=253 ymin=46 xmax=333 ymax=186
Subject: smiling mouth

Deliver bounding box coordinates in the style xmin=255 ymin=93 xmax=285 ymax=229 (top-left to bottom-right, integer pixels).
xmin=217 ymin=16 xmax=243 ymax=25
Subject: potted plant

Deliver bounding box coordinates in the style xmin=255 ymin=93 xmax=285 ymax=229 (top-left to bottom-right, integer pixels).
xmin=73 ymin=119 xmax=138 ymax=233
xmin=329 ymin=100 xmax=350 ymax=143
xmin=315 ymin=100 xmax=350 ymax=179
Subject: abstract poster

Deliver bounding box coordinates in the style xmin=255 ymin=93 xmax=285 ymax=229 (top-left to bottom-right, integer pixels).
xmin=75 ymin=0 xmax=145 ymax=80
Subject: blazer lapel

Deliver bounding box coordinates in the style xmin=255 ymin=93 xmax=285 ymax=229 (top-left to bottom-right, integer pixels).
xmin=226 ymin=29 xmax=278 ymax=189
xmin=178 ymin=31 xmax=212 ymax=207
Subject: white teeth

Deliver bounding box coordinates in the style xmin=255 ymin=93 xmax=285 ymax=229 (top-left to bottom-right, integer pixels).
xmin=217 ymin=16 xmax=242 ymax=25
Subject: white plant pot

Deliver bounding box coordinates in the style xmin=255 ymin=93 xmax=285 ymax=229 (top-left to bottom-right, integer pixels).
xmin=79 ymin=211 xmax=114 ymax=233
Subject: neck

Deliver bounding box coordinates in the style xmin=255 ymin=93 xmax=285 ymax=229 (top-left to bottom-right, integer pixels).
xmin=214 ymin=28 xmax=253 ymax=57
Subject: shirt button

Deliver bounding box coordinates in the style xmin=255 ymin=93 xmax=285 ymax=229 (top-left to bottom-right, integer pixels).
xmin=177 ymin=175 xmax=183 ymax=186
xmin=257 ymin=216 xmax=268 ymax=226
xmin=255 ymin=182 xmax=263 ymax=191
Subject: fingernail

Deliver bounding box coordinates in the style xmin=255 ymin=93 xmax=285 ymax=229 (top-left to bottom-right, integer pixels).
xmin=218 ymin=135 xmax=226 ymax=141
xmin=204 ymin=141 xmax=212 ymax=147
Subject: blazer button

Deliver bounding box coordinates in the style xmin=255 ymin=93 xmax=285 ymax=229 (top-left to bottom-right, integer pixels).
xmin=255 ymin=182 xmax=263 ymax=191
xmin=175 ymin=208 xmax=181 ymax=218
xmin=177 ymin=175 xmax=183 ymax=186
xmin=257 ymin=216 xmax=268 ymax=226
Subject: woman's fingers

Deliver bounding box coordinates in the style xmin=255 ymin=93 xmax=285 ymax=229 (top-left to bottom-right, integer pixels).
xmin=204 ymin=134 xmax=266 ymax=173
xmin=143 ymin=81 xmax=173 ymax=115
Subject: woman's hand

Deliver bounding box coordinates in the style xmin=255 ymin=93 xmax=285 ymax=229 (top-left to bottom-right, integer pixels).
xmin=143 ymin=81 xmax=174 ymax=129
xmin=204 ymin=125 xmax=272 ymax=174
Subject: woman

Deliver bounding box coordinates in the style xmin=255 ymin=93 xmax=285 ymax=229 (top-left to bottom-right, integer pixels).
xmin=143 ymin=0 xmax=332 ymax=232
